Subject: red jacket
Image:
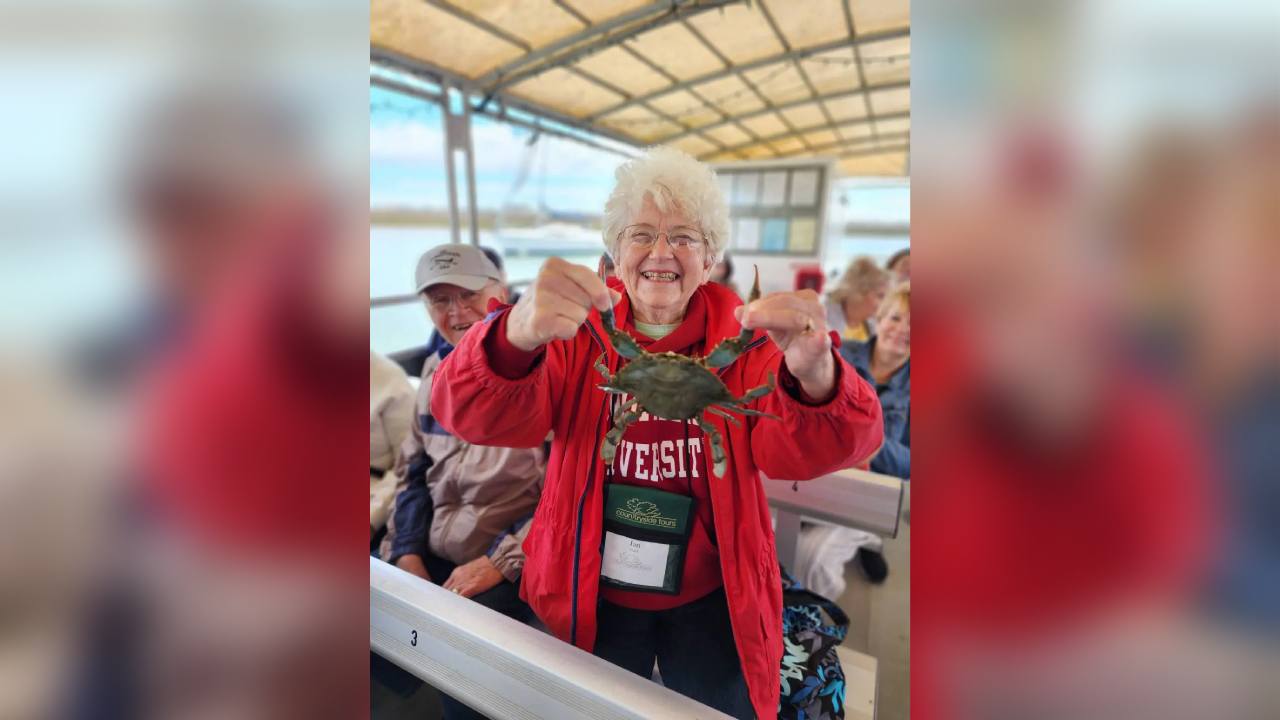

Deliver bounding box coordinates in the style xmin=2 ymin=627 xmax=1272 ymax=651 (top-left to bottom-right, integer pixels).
xmin=431 ymin=280 xmax=883 ymax=719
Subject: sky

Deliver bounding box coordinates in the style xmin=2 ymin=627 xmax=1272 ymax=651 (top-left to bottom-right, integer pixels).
xmin=371 ymin=86 xmax=628 ymax=214
xmin=369 ymin=85 xmax=911 ymax=224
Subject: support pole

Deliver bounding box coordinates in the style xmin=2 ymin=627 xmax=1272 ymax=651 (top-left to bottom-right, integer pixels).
xmin=440 ymin=81 xmax=461 ymax=245
xmin=460 ymin=88 xmax=480 ymax=246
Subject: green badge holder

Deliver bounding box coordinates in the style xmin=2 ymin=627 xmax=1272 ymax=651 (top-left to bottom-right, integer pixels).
xmin=600 ymin=484 xmax=696 ymax=595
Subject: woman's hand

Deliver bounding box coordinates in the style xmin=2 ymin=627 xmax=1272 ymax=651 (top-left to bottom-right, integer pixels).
xmin=506 ymin=257 xmax=620 ymax=352
xmin=735 ymin=289 xmax=836 ymax=399
xmin=442 ymin=556 xmax=505 ymax=598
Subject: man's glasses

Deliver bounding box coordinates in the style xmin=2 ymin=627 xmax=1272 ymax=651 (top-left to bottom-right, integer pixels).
xmin=425 ymin=288 xmax=485 ymax=311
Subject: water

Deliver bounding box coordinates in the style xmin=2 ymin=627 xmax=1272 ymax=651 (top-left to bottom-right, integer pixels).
xmin=370 ymin=225 xmax=908 ymax=356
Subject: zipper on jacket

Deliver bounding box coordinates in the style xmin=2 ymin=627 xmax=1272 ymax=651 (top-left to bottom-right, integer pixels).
xmin=571 ymin=318 xmax=612 ymax=646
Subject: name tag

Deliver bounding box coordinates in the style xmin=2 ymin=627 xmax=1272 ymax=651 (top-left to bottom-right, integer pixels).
xmin=599 ymin=484 xmax=695 ymax=595
xmin=601 ymin=533 xmax=671 ymax=588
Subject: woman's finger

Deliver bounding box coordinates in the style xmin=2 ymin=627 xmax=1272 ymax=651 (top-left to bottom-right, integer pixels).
xmin=743 ymin=295 xmax=821 ymax=325
xmin=560 ymin=260 xmax=615 ymax=312
xmin=529 ymin=296 xmax=590 ymax=342
xmin=546 ymin=316 xmax=583 ymax=342
xmin=741 ymin=308 xmax=814 ymax=333
xmin=541 ymin=293 xmax=591 ymax=326
xmin=540 ymin=266 xmax=597 ymax=312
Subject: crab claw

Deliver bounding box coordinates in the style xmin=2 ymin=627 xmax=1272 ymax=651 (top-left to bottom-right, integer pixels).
xmin=599 ymin=307 xmax=644 ymax=360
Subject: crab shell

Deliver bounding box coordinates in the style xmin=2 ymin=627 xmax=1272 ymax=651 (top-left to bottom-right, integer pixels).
xmin=604 ymin=352 xmax=737 ymax=420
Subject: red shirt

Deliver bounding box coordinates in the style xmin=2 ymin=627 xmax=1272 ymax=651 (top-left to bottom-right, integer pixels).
xmin=595 ymin=296 xmax=724 ymax=610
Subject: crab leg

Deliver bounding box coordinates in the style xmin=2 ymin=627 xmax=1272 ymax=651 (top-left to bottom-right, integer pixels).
xmin=594 ymin=352 xmax=611 ymax=382
xmin=696 ymin=417 xmax=729 ymax=478
xmin=719 ymin=403 xmax=781 ymax=421
xmin=601 ymin=407 xmax=643 ymax=467
xmin=613 ymin=396 xmax=639 ymax=423
xmin=707 ymin=407 xmax=742 ymax=427
xmin=705 ymin=265 xmax=763 ymax=368
xmin=738 ymin=372 xmax=776 ymax=404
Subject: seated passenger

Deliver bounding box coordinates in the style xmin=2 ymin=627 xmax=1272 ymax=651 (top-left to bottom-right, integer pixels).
xmin=841 ymin=282 xmax=911 ymax=480
xmin=370 ymin=351 xmax=414 ymax=544
xmin=797 ymin=283 xmax=910 ymax=595
xmin=378 ymin=244 xmax=546 ymax=719
xmin=825 ymin=256 xmax=889 ymax=342
xmin=886 ymin=248 xmax=910 ymax=287
xmin=380 ymin=243 xmax=544 ymax=592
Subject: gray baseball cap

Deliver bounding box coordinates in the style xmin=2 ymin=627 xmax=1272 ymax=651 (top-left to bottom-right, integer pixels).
xmin=414 ymin=244 xmax=503 ymax=293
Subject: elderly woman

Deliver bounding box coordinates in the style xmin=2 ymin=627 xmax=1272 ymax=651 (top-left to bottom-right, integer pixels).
xmin=825 ymin=256 xmax=890 ymax=342
xmin=431 ymin=147 xmax=883 ymax=719
xmin=842 ymin=282 xmax=911 ymax=479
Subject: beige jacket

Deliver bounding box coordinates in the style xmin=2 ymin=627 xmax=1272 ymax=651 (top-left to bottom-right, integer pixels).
xmin=380 ymin=352 xmax=544 ymax=582
xmin=370 ymin=351 xmax=415 ymax=530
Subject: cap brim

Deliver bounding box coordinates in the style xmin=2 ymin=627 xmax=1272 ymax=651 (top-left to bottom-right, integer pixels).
xmin=416 ymin=273 xmax=493 ymax=293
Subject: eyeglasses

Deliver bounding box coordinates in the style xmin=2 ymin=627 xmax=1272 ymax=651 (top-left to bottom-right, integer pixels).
xmin=424 ymin=286 xmax=487 ymax=311
xmin=620 ymin=224 xmax=707 ymax=252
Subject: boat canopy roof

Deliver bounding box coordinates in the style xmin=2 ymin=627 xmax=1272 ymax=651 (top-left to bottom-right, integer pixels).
xmin=372 ymin=0 xmax=909 ymax=176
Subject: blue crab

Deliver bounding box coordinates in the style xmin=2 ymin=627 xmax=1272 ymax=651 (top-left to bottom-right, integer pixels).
xmin=595 ymin=267 xmax=778 ymax=477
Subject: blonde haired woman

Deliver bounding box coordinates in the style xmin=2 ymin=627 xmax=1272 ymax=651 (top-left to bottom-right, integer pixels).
xmin=825 ymin=256 xmax=890 ymax=342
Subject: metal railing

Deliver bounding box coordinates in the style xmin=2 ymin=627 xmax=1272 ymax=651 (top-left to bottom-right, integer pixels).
xmin=764 ymin=466 xmax=904 ymax=575
xmin=371 ymin=558 xmax=734 ymax=720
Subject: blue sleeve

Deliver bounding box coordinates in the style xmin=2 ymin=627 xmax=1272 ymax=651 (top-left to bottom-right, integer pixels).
xmin=388 ymin=452 xmax=433 ymax=563
xmin=869 ymin=409 xmax=910 ymax=479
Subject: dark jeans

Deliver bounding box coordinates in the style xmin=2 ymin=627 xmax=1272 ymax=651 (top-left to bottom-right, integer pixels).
xmin=593 ymin=588 xmax=755 ymax=720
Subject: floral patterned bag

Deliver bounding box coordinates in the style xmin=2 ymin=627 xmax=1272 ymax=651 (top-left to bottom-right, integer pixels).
xmin=778 ymin=568 xmax=850 ymax=720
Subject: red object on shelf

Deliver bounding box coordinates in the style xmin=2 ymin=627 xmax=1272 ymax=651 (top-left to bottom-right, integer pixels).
xmin=794 ymin=265 xmax=825 ymax=293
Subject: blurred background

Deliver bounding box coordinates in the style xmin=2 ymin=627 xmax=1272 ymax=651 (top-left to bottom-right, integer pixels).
xmin=0 ymin=1 xmax=368 ymax=718
xmin=912 ymin=0 xmax=1278 ymax=718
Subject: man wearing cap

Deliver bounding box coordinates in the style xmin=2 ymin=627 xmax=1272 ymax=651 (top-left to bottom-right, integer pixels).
xmin=379 ymin=246 xmax=545 ymax=719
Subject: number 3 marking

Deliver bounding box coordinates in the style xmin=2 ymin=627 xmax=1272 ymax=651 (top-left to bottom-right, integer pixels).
xmin=410 ymin=630 xmax=418 ymax=647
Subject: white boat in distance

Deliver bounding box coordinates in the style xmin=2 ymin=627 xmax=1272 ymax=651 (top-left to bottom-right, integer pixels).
xmin=495 ymin=222 xmax=603 ymax=258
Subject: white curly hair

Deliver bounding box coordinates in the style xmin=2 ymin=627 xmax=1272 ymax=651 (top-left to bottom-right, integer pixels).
xmin=602 ymin=146 xmax=730 ymax=266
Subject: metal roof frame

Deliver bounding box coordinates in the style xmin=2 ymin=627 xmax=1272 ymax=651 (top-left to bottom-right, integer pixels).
xmin=371 ymin=1 xmax=909 ymax=174
xmin=798 ymin=131 xmax=911 ymax=158
xmin=700 ymin=111 xmax=910 ymax=158
xmin=583 ymin=27 xmax=909 ymax=123
xmin=676 ymin=17 xmax=783 ymax=155
xmin=371 ymin=45 xmax=642 ymax=149
xmin=371 ymin=72 xmax=636 ymax=159
xmin=656 ymin=79 xmax=909 ymax=144
xmin=755 ymin=0 xmax=830 ymax=151
xmin=386 ymin=3 xmax=743 ymax=158
xmin=476 ymin=0 xmax=744 ymax=99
